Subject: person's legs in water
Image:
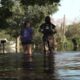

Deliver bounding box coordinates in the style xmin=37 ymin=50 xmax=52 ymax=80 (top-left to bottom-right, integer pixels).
xmin=22 ymin=44 xmax=28 ymax=69
xmin=47 ymin=36 xmax=55 ymax=74
xmin=48 ymin=36 xmax=54 ymax=49
xmin=26 ymin=44 xmax=33 ymax=70
xmin=22 ymin=44 xmax=28 ymax=54
xmin=27 ymin=44 xmax=32 ymax=61
xmin=22 ymin=42 xmax=33 ymax=70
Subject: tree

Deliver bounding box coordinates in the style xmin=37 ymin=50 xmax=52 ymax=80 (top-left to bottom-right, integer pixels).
xmin=19 ymin=0 xmax=60 ymax=44
xmin=20 ymin=0 xmax=60 ymax=6
xmin=65 ymin=23 xmax=80 ymax=39
xmin=65 ymin=22 xmax=80 ymax=50
xmin=0 ymin=0 xmax=60 ymax=40
xmin=0 ymin=0 xmax=14 ymax=28
xmin=0 ymin=0 xmax=60 ymax=52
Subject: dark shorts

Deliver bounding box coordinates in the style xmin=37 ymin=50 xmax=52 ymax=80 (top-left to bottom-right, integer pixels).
xmin=21 ymin=40 xmax=32 ymax=45
xmin=43 ymin=35 xmax=53 ymax=42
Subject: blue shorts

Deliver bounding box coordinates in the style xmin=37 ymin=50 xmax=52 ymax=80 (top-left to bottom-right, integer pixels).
xmin=21 ymin=40 xmax=32 ymax=45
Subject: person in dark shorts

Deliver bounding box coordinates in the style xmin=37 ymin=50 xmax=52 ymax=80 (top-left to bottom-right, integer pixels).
xmin=20 ymin=20 xmax=33 ymax=70
xmin=39 ymin=16 xmax=57 ymax=73
xmin=39 ymin=16 xmax=56 ymax=49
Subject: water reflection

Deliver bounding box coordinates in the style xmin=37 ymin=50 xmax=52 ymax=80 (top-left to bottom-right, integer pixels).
xmin=0 ymin=52 xmax=80 ymax=80
xmin=55 ymin=51 xmax=80 ymax=80
xmin=21 ymin=52 xmax=59 ymax=80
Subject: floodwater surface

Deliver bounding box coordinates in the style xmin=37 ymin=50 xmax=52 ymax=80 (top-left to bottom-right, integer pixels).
xmin=0 ymin=51 xmax=80 ymax=80
xmin=55 ymin=51 xmax=80 ymax=80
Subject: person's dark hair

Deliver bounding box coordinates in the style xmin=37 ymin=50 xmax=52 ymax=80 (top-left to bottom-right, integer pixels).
xmin=23 ymin=19 xmax=31 ymax=27
xmin=45 ymin=16 xmax=50 ymax=23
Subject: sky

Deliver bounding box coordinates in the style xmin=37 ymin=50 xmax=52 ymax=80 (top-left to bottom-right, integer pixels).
xmin=52 ymin=0 xmax=80 ymax=24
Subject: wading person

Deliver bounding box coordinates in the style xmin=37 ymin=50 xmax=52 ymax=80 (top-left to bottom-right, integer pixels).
xmin=20 ymin=20 xmax=33 ymax=70
xmin=39 ymin=16 xmax=57 ymax=73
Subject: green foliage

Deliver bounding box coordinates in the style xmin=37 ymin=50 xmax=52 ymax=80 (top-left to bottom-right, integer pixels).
xmin=65 ymin=23 xmax=80 ymax=39
xmin=65 ymin=23 xmax=80 ymax=50
xmin=0 ymin=30 xmax=11 ymax=40
xmin=20 ymin=1 xmax=60 ymax=44
xmin=0 ymin=0 xmax=24 ymax=37
xmin=20 ymin=0 xmax=60 ymax=6
xmin=0 ymin=0 xmax=14 ymax=19
xmin=1 ymin=0 xmax=14 ymax=9
xmin=19 ymin=0 xmax=60 ymax=29
xmin=23 ymin=4 xmax=58 ymax=27
xmin=0 ymin=0 xmax=60 ymax=46
xmin=0 ymin=0 xmax=14 ymax=28
xmin=0 ymin=8 xmax=12 ymax=18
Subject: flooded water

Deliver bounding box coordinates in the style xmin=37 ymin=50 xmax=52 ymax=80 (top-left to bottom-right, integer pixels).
xmin=0 ymin=51 xmax=80 ymax=80
xmin=55 ymin=51 xmax=80 ymax=80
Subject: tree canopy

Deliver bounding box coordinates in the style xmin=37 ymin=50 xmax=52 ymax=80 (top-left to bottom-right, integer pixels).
xmin=20 ymin=0 xmax=60 ymax=6
xmin=0 ymin=0 xmax=60 ymax=39
xmin=65 ymin=23 xmax=80 ymax=39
